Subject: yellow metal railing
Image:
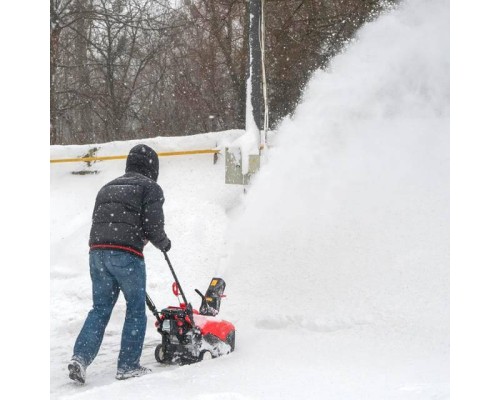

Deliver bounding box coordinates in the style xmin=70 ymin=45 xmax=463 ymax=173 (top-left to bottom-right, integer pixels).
xmin=50 ymin=149 xmax=220 ymax=164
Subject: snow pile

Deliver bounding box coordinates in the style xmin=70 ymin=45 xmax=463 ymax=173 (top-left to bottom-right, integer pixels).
xmin=50 ymin=0 xmax=449 ymax=398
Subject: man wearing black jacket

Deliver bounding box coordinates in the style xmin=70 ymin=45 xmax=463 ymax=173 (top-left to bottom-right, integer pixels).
xmin=68 ymin=144 xmax=171 ymax=384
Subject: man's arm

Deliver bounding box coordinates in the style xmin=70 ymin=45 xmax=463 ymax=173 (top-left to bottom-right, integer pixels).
xmin=142 ymin=184 xmax=171 ymax=251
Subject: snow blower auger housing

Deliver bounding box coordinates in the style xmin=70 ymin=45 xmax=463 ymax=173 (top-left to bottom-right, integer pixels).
xmin=146 ymin=253 xmax=235 ymax=365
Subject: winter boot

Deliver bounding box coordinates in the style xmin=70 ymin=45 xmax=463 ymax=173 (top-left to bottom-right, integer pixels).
xmin=68 ymin=358 xmax=86 ymax=384
xmin=115 ymin=366 xmax=152 ymax=380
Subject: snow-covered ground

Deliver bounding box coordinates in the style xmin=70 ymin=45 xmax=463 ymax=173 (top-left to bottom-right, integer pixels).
xmin=50 ymin=0 xmax=449 ymax=398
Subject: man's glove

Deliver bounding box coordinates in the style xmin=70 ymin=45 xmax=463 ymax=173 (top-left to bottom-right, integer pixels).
xmin=162 ymin=238 xmax=171 ymax=253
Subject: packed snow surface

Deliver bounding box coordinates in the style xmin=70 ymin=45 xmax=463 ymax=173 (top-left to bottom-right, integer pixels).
xmin=50 ymin=0 xmax=449 ymax=398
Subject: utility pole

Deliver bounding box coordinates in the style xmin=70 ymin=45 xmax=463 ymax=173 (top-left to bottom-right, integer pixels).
xmin=246 ymin=0 xmax=263 ymax=141
xmin=225 ymin=0 xmax=264 ymax=185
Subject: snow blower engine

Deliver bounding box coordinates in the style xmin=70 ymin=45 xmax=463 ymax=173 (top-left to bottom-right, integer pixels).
xmin=146 ymin=252 xmax=235 ymax=365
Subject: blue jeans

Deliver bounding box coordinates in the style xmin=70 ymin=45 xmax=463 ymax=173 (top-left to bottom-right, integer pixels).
xmin=72 ymin=249 xmax=147 ymax=372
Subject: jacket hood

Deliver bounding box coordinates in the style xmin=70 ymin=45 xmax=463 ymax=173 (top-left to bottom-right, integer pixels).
xmin=125 ymin=144 xmax=159 ymax=182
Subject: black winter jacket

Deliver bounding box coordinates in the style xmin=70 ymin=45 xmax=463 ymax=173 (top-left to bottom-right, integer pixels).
xmin=88 ymin=144 xmax=170 ymax=256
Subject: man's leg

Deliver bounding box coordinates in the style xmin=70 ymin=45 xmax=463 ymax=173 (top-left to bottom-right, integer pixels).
xmin=104 ymin=251 xmax=147 ymax=373
xmin=72 ymin=250 xmax=120 ymax=368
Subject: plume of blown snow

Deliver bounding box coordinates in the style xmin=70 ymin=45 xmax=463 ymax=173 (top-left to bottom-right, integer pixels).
xmin=223 ymin=0 xmax=449 ymax=342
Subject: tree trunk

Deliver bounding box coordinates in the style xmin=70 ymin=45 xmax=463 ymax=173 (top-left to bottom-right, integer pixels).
xmin=50 ymin=25 xmax=61 ymax=145
xmin=75 ymin=0 xmax=93 ymax=143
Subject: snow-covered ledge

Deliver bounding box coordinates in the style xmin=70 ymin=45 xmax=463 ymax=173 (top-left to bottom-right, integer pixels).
xmin=224 ymin=129 xmax=261 ymax=185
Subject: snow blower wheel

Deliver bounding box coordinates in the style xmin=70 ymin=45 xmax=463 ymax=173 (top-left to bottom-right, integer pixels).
xmin=154 ymin=343 xmax=171 ymax=364
xmin=199 ymin=351 xmax=213 ymax=361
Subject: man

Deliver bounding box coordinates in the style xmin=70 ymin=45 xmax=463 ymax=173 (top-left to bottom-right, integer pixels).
xmin=68 ymin=144 xmax=171 ymax=383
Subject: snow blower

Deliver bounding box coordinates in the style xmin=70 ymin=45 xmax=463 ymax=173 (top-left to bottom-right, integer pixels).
xmin=146 ymin=251 xmax=235 ymax=365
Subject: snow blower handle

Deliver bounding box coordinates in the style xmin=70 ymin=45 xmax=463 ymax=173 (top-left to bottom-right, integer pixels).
xmin=161 ymin=250 xmax=197 ymax=329
xmin=145 ymin=292 xmax=162 ymax=323
xmin=162 ymin=250 xmax=189 ymax=306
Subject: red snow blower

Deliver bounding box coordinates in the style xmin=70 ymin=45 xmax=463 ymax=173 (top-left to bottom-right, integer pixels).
xmin=146 ymin=251 xmax=235 ymax=365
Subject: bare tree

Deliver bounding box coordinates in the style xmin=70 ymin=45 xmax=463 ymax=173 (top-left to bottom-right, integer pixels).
xmin=52 ymin=0 xmax=396 ymax=144
xmin=50 ymin=0 xmax=81 ymax=144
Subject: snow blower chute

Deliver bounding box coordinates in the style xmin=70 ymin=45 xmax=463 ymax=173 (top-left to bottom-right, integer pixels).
xmin=146 ymin=251 xmax=235 ymax=365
